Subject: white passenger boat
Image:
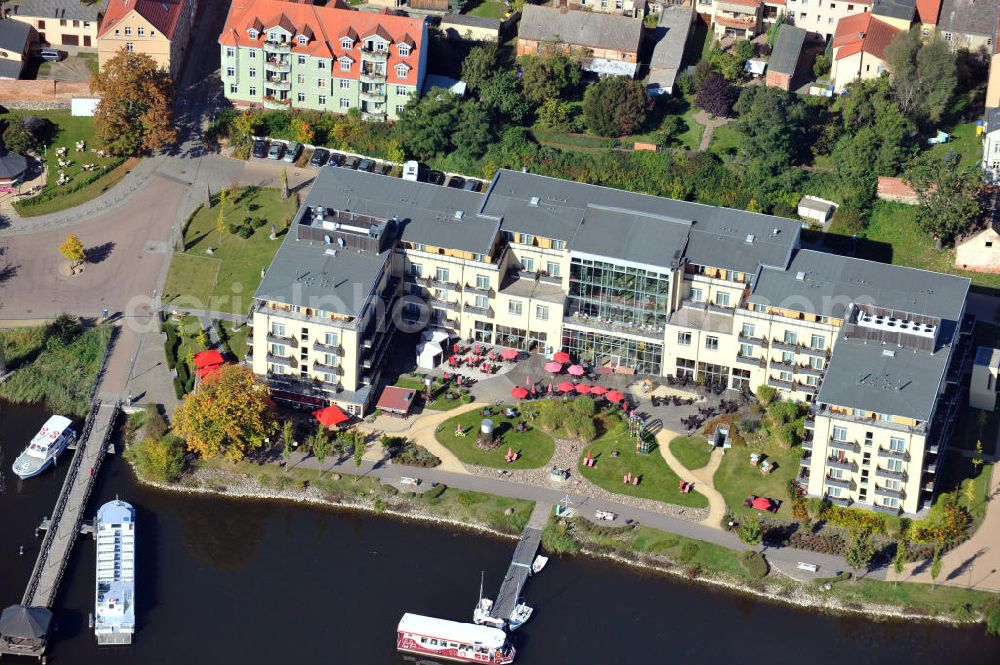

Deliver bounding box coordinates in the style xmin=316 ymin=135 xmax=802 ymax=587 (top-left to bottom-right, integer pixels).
xmin=397 ymin=613 xmax=516 ymax=664
xmin=94 ymin=499 xmax=136 ymax=645
xmin=12 ymin=415 xmax=76 ymax=479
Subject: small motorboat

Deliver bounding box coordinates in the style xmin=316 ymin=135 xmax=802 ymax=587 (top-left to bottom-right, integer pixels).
xmin=508 ymin=602 xmax=533 ymax=631
xmin=531 ymin=555 xmax=548 ymax=574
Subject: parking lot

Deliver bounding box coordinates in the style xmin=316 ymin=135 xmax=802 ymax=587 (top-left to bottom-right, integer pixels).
xmin=250 ymin=137 xmax=488 ymax=192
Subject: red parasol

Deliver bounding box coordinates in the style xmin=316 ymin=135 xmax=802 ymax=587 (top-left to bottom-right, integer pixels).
xmin=500 ymin=348 xmax=519 ymax=360
xmin=313 ymin=404 xmax=350 ymax=427
xmin=575 ymin=383 xmax=591 ymax=394
xmin=544 ymin=361 xmax=563 ymax=373
xmin=567 ymin=364 xmax=584 ymax=376
xmin=606 ymin=390 xmax=624 ymax=403
xmin=193 ymin=349 xmax=224 ymax=369
xmin=558 ymin=381 xmax=576 ymax=393
xmin=511 ymin=387 xmax=529 ymax=399
xmin=752 ymin=497 xmax=773 ymax=511
xmin=589 ymin=385 xmax=607 ymax=395
xmin=553 ymin=351 xmax=570 ymax=364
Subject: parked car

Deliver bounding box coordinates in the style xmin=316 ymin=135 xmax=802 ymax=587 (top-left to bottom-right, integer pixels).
xmin=267 ymin=142 xmax=285 ymax=160
xmin=446 ymin=176 xmax=465 ymax=189
xmin=252 ymin=139 xmax=268 ymax=159
xmin=357 ymin=158 xmax=375 ymax=172
xmin=426 ymin=170 xmax=445 ymax=186
xmin=37 ymin=49 xmax=61 ymax=61
xmin=343 ymin=156 xmax=360 ymax=169
xmin=310 ymin=147 xmax=330 ymax=167
xmin=283 ymin=141 xmax=302 ymax=163
xmin=462 ymin=179 xmax=483 ymax=192
xmin=326 ymin=152 xmax=345 ymax=167
xmin=377 ymin=162 xmax=392 ymax=175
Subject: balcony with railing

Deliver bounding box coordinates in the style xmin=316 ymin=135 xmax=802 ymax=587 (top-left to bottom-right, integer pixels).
xmin=735 ymin=353 xmax=765 ymax=368
xmin=826 ymin=475 xmax=853 ymax=492
xmin=872 ymin=503 xmax=902 ymax=516
xmin=266 ymin=353 xmax=295 ymax=368
xmin=801 ymin=345 xmax=831 ymax=359
xmin=360 ymin=87 xmax=386 ymax=102
xmin=264 ymin=58 xmax=291 ymax=72
xmin=312 ymin=340 xmax=343 ymax=355
xmin=810 ymin=403 xmax=928 ymax=436
xmin=430 ymin=298 xmax=460 ymax=312
xmin=771 ymin=338 xmax=797 ymax=352
xmin=412 ymin=275 xmax=460 ymax=291
xmin=795 ymin=381 xmax=818 ymax=395
xmin=464 ymin=303 xmax=494 ymax=318
xmin=769 ymin=358 xmax=797 ymax=372
xmin=263 ymin=40 xmax=292 ymax=52
xmin=267 ymin=332 xmax=297 ymax=347
xmin=767 ymin=376 xmax=794 ymax=391
xmin=464 ymin=283 xmax=495 ymax=297
xmin=877 ymin=447 xmax=909 ymax=462
xmin=360 ymin=69 xmax=386 ymax=83
xmin=828 ymin=438 xmax=859 ymax=454
xmin=826 ymin=457 xmax=857 ymax=472
xmin=263 ymin=96 xmax=291 ymax=110
xmin=361 ymin=46 xmax=389 ymax=61
xmin=312 ymin=361 xmax=343 ymax=375
xmin=874 ymin=485 xmax=905 ymax=501
xmin=826 ymin=494 xmax=852 ymax=507
xmin=876 ymin=466 xmax=907 ymax=482
xmin=738 ymin=333 xmax=767 ymax=347
xmin=796 ymin=364 xmax=825 ymax=377
xmin=266 ymin=77 xmax=291 ymax=91
xmin=801 ymin=437 xmax=812 ymax=450
xmin=362 ymin=109 xmax=387 ymax=121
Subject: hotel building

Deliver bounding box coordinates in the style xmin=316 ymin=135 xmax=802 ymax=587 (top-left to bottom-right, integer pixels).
xmin=250 ymin=166 xmax=972 ymax=516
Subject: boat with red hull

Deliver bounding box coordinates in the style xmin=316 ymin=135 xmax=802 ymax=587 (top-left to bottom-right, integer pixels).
xmin=397 ymin=613 xmax=516 ymax=664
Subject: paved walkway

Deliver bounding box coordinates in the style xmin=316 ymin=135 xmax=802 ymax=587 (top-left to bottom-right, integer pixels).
xmin=357 ymin=403 xmax=484 ymax=474
xmin=656 ymin=430 xmax=727 ymax=529
xmin=693 ymin=110 xmax=732 ymax=151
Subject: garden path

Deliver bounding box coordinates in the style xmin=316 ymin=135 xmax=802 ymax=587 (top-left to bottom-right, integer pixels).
xmin=692 ymin=110 xmax=731 ymax=151
xmin=656 ymin=429 xmax=727 ymax=529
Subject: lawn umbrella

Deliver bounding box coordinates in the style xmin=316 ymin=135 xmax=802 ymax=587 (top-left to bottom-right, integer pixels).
xmin=500 ymin=348 xmax=519 ymax=360
xmin=589 ymin=385 xmax=607 ymax=395
xmin=606 ymin=389 xmax=624 ymax=403
xmin=575 ymin=383 xmax=591 ymax=394
xmin=567 ymin=364 xmax=584 ymax=376
xmin=752 ymin=497 xmax=773 ymax=511
xmin=558 ymin=381 xmax=576 ymax=393
xmin=457 ymin=375 xmax=463 ymax=386
xmin=544 ymin=361 xmax=563 ymax=373
xmin=531 ymin=384 xmax=538 ymax=396
xmin=548 ymin=383 xmax=554 ymax=394
xmin=511 ymin=387 xmax=529 ymax=399
xmin=553 ymin=351 xmax=570 ymax=364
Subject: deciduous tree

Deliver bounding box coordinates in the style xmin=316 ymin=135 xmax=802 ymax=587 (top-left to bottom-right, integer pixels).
xmin=91 ymin=49 xmax=176 ymax=155
xmin=2 ymin=119 xmax=35 ymax=154
xmin=479 ymin=73 xmax=531 ymax=126
xmin=461 ymin=42 xmax=500 ymax=93
xmin=173 ymin=364 xmax=278 ymax=462
xmin=737 ymin=517 xmax=763 ymax=546
xmin=930 ymin=543 xmax=942 ymax=589
xmin=453 ymin=102 xmax=494 ymax=161
xmin=845 ymin=530 xmax=876 ymax=571
xmin=734 ymin=86 xmax=800 ymax=179
xmin=695 ymin=73 xmax=738 ymax=118
xmin=59 ymin=234 xmax=86 ymax=264
xmin=582 ymin=77 xmax=651 ymax=136
xmin=885 ymin=28 xmax=957 ymax=123
xmin=396 ymin=90 xmax=462 ymax=160
xmin=892 ymin=540 xmax=907 ymax=587
xmin=904 ymin=152 xmax=981 ymax=245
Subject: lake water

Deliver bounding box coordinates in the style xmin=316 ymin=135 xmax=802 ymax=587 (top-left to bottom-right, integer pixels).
xmin=1 ymin=401 xmax=998 ymax=665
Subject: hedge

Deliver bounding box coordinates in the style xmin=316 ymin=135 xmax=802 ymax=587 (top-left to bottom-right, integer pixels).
xmin=14 ymin=158 xmax=126 ymax=210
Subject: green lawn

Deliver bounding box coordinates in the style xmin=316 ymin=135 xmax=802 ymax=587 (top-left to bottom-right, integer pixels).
xmin=624 ymin=95 xmax=705 ymax=152
xmin=928 ymin=121 xmax=980 ymax=166
xmin=162 ymin=187 xmax=298 ymax=315
xmin=435 ymin=405 xmax=555 ymax=468
xmin=714 ymin=446 xmax=801 ymax=520
xmin=465 ymin=0 xmax=508 ymax=18
xmin=825 ymin=201 xmax=1000 ymax=292
xmin=218 ymin=320 xmax=250 ymax=361
xmin=709 ymin=123 xmax=741 ymax=157
xmin=8 ymin=109 xmax=126 ymax=217
xmin=577 ymin=428 xmax=708 ymax=508
xmin=670 ymin=435 xmax=712 ymax=471
xmin=392 ymin=373 xmax=471 ymax=411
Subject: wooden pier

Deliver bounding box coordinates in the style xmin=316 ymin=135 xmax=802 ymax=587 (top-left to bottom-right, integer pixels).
xmin=489 ymin=502 xmax=549 ymax=624
xmin=0 ymin=399 xmax=120 ymax=660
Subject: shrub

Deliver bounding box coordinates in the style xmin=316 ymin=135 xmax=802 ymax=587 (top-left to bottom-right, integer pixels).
xmin=542 ymin=519 xmax=580 ymax=554
xmin=143 ymin=403 xmax=169 ymax=440
xmin=755 ymin=384 xmax=778 ymax=405
xmin=740 ymin=550 xmax=769 ymax=579
xmin=571 ymin=396 xmax=596 ymax=417
xmin=986 ymin=597 xmax=1000 ymax=636
xmin=424 ymin=483 xmax=447 ymax=500
xmin=237 ymin=226 xmax=254 ymax=239
xmin=162 ymin=323 xmax=180 ymax=370
xmin=252 ymin=216 xmax=268 ymax=229
xmin=737 ymin=518 xmax=764 ymax=546
xmin=228 ymin=223 xmax=241 ymax=235
xmin=673 ymin=541 xmax=699 ymax=564
xmin=844 ymin=531 xmax=876 ymax=570
xmin=124 ymin=435 xmax=185 ymax=482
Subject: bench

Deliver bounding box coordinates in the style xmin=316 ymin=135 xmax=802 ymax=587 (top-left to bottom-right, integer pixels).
xmin=400 ymin=476 xmax=420 ymax=486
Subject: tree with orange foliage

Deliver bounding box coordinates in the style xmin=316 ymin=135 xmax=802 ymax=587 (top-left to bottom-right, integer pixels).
xmin=173 ymin=364 xmax=278 ymax=462
xmin=91 ymin=48 xmax=176 ymax=156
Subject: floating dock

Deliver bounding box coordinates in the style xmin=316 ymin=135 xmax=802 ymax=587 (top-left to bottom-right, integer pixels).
xmin=488 ymin=502 xmax=549 ymax=624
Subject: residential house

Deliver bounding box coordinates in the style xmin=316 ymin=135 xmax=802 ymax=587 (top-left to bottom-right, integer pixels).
xmin=983 ymin=108 xmax=1000 ymax=182
xmin=936 ymin=0 xmax=1000 ymax=51
xmin=647 ymin=1 xmax=694 ymax=96
xmin=97 ymin=0 xmax=198 ymax=79
xmin=250 ymin=165 xmax=971 ymax=517
xmin=703 ymin=0 xmax=761 ymax=40
xmin=698 ymin=0 xmax=871 ymax=42
xmin=0 ymin=17 xmax=37 ymax=78
xmin=219 ymin=0 xmax=427 ymax=121
xmin=914 ymin=0 xmax=941 ymax=36
xmin=4 ymin=0 xmax=108 ymax=49
xmin=785 ymin=0 xmax=872 ymax=41
xmin=517 ymin=5 xmax=643 ymax=77
xmin=829 ymin=12 xmax=900 ymax=92
xmin=969 ymin=346 xmax=1000 ymax=411
xmin=955 ymin=223 xmax=1000 ymax=273
xmin=559 ymin=0 xmax=646 ymax=19
xmin=765 ymin=23 xmax=806 ymax=90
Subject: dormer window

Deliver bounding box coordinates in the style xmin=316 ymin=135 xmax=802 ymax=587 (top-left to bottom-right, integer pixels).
xmin=395 ymin=63 xmax=408 ymax=78
xmin=398 ymin=44 xmax=410 ymax=57
xmin=297 ymin=35 xmax=308 ymax=45
xmin=340 ymin=37 xmax=353 ymax=49
xmin=339 ymin=56 xmax=352 ymax=72
xmin=248 ymin=28 xmax=258 ymax=39
xmin=268 ymin=31 xmax=277 ymax=41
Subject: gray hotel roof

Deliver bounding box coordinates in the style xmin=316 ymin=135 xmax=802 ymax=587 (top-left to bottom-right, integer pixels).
xmin=871 ymin=0 xmax=916 ymax=21
xmin=481 ymin=169 xmax=801 ymax=275
xmin=308 ymin=167 xmax=498 ymax=255
xmin=816 ymin=331 xmax=950 ymax=421
xmin=749 ymin=249 xmax=970 ymax=321
xmin=570 ymin=205 xmax=691 ymax=271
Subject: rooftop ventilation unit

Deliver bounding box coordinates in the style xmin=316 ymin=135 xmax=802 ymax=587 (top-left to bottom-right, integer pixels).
xmin=771 ymin=228 xmax=779 ymax=236
xmin=529 ymin=196 xmax=540 ymax=206
xmin=454 ymin=210 xmax=464 ymax=220
xmin=324 ymin=249 xmax=337 ymax=257
xmin=882 ymin=349 xmax=896 ymax=357
xmin=795 ymin=271 xmax=805 ymax=281
xmin=745 ymin=234 xmax=755 ymax=244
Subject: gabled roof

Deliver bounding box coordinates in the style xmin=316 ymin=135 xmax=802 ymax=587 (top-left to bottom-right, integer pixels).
xmin=915 ymin=0 xmax=941 ymax=23
xmin=5 ymin=0 xmax=109 ymax=23
xmin=871 ymin=0 xmax=916 ymax=21
xmin=938 ymin=0 xmax=1000 ymax=39
xmin=833 ymin=12 xmax=900 ymax=61
xmin=768 ymin=24 xmax=806 ymax=75
xmin=0 ymin=17 xmax=34 ymax=53
xmin=98 ymin=0 xmax=188 ymax=39
xmin=517 ymin=5 xmax=643 ymax=54
xmin=267 ymin=12 xmax=296 ymax=33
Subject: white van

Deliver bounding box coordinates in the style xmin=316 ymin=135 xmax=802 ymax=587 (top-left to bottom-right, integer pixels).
xmin=402 ymin=160 xmax=419 ymax=182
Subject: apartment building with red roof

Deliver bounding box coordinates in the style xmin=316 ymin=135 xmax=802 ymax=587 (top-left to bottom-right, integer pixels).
xmin=97 ymin=0 xmax=197 ymax=78
xmin=218 ymin=0 xmax=427 ymax=121
xmin=829 ymin=11 xmax=900 ymax=91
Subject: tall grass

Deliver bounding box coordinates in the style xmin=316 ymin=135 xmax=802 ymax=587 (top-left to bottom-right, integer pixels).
xmin=0 ymin=325 xmax=113 ymax=416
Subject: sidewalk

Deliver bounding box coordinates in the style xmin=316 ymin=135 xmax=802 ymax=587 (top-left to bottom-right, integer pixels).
xmin=656 ymin=429 xmax=727 ymax=529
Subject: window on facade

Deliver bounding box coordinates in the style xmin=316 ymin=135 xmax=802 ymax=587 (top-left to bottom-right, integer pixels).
xmin=396 ymin=64 xmax=407 ymax=77
xmin=340 ymin=79 xmax=350 ymax=88
xmin=317 ymin=59 xmax=326 ymax=69
xmin=340 ymin=98 xmax=350 ymax=108
xmin=318 ymin=95 xmax=326 ymax=105
xmin=296 ymin=55 xmax=305 ymax=65
xmin=739 ymin=343 xmax=753 ymax=357
xmin=316 ymin=78 xmax=325 ymax=88
xmin=137 ymin=27 xmax=144 ymax=36
xmin=226 ymin=67 xmax=235 ymax=77
xmin=126 ymin=42 xmax=134 ymax=52
xmin=741 ymin=323 xmax=755 ymax=337
xmin=677 ymin=332 xmax=692 ymax=346
xmin=832 ymin=426 xmax=848 ymax=441
xmin=229 ymin=84 xmax=238 ymax=94
xmin=249 ymin=49 xmax=255 ymax=58
xmin=889 ymin=437 xmax=905 ymax=453
xmin=521 ymin=257 xmax=535 ymax=272
xmin=552 ymin=239 xmax=566 ymax=250
xmin=476 ymin=274 xmax=489 ymax=290
xmin=705 ymin=336 xmax=719 ymax=351
xmin=269 ymin=363 xmax=286 ymax=375
xmin=396 ymin=85 xmax=408 ymax=95
xmin=509 ymin=300 xmax=523 ymax=315
xmin=435 ymin=267 xmax=450 ymax=283
xmin=783 ymin=331 xmax=797 ymax=345
xmin=324 ymin=332 xmax=338 ymax=346
xmin=475 ymin=295 xmax=489 ymax=309
xmin=249 ymin=86 xmax=257 ymax=96
xmin=124 ymin=26 xmax=131 ymax=35
xmin=269 ymin=344 xmax=287 ymax=357
xmin=295 ymin=92 xmax=304 ymax=102
xmin=782 ymin=351 xmax=794 ymax=363
xmin=340 ymin=59 xmax=351 ymax=71
xmin=115 ymin=29 xmax=120 ymax=35
xmin=715 ymin=292 xmax=730 ymax=307
xmin=887 ymin=458 xmax=903 ymax=472
xmin=810 ymin=334 xmax=825 ymax=349
xmin=226 ymin=47 xmax=235 ymax=58
xmin=546 ymin=261 xmax=561 ymax=277
xmin=249 ymin=67 xmax=256 ymax=77
xmin=249 ymin=28 xmax=259 ymax=39
xmin=778 ymin=370 xmax=793 ymax=382
xmin=809 ymin=356 xmax=824 ymax=370
xmin=398 ymin=44 xmax=410 ymax=56
xmin=519 ymin=233 xmax=534 ymax=245
xmin=689 ymin=287 xmax=703 ymax=302
xmin=341 ymin=37 xmax=352 ymax=49
xmin=830 ymin=468 xmax=844 ymax=480
xmin=536 ymin=305 xmax=549 ymax=321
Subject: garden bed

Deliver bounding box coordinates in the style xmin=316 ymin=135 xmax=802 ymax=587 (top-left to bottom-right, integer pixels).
xmin=435 ymin=405 xmax=555 ymax=469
